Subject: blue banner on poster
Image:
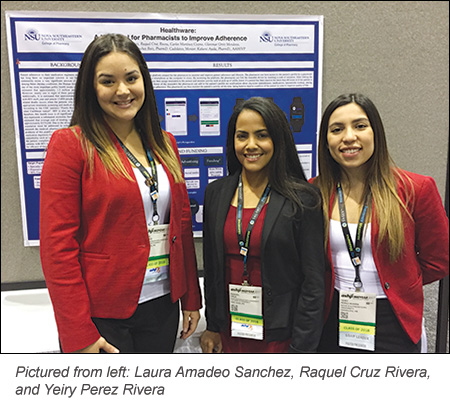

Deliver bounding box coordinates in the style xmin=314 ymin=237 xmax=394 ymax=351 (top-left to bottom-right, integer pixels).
xmin=6 ymin=11 xmax=323 ymax=244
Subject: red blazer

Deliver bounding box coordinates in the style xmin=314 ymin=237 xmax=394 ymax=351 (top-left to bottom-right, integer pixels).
xmin=40 ymin=126 xmax=202 ymax=353
xmin=311 ymin=170 xmax=449 ymax=344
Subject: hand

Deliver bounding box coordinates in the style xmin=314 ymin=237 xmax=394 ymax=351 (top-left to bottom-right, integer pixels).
xmin=180 ymin=310 xmax=200 ymax=340
xmin=73 ymin=337 xmax=120 ymax=353
xmin=200 ymin=330 xmax=223 ymax=353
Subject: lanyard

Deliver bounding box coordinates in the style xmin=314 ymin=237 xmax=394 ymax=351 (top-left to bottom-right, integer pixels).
xmin=236 ymin=174 xmax=271 ymax=286
xmin=336 ymin=182 xmax=370 ymax=291
xmin=116 ymin=136 xmax=160 ymax=225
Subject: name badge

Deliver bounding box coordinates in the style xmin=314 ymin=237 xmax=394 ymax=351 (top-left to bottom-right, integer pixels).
xmin=144 ymin=224 xmax=170 ymax=285
xmin=339 ymin=291 xmax=376 ymax=351
xmin=229 ymin=284 xmax=263 ymax=340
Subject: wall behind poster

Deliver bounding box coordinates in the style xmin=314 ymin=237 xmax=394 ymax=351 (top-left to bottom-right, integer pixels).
xmin=2 ymin=2 xmax=448 ymax=296
xmin=5 ymin=12 xmax=323 ymax=243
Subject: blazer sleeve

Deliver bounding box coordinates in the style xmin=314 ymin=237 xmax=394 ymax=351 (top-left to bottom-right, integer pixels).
xmin=290 ymin=197 xmax=326 ymax=353
xmin=410 ymin=174 xmax=449 ymax=285
xmin=40 ymin=129 xmax=100 ymax=353
xmin=166 ymin=132 xmax=202 ymax=311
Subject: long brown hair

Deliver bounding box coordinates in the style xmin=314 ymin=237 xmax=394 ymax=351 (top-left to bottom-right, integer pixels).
xmin=314 ymin=93 xmax=413 ymax=261
xmin=70 ymin=33 xmax=183 ymax=182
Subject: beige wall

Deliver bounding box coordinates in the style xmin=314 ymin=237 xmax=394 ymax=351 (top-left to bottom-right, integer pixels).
xmin=1 ymin=2 xmax=448 ymax=347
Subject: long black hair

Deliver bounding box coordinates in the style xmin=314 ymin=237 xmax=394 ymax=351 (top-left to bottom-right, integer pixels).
xmin=226 ymin=97 xmax=321 ymax=212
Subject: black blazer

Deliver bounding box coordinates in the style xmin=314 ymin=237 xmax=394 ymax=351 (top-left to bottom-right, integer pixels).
xmin=202 ymin=171 xmax=325 ymax=352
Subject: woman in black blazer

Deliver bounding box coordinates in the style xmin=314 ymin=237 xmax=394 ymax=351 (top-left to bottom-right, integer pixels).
xmin=200 ymin=97 xmax=326 ymax=353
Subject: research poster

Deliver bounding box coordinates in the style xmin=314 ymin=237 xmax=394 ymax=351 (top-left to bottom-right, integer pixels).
xmin=6 ymin=11 xmax=323 ymax=244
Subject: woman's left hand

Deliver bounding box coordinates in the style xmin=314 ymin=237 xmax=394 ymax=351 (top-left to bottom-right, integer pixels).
xmin=181 ymin=310 xmax=200 ymax=339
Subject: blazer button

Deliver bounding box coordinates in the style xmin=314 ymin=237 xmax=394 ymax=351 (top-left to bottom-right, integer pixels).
xmin=384 ymin=282 xmax=390 ymax=290
xmin=267 ymin=289 xmax=272 ymax=296
xmin=172 ymin=236 xmax=177 ymax=243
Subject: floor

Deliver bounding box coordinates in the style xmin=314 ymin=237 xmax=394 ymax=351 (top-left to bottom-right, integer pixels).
xmin=1 ymin=284 xmax=206 ymax=354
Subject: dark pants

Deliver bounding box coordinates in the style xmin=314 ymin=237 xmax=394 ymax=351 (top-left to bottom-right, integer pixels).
xmin=92 ymin=294 xmax=180 ymax=353
xmin=318 ymin=290 xmax=421 ymax=353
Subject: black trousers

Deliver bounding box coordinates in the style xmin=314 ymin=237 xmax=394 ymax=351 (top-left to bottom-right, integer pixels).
xmin=92 ymin=294 xmax=180 ymax=353
xmin=318 ymin=290 xmax=421 ymax=353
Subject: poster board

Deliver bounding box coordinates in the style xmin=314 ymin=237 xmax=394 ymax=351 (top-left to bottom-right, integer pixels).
xmin=6 ymin=11 xmax=323 ymax=244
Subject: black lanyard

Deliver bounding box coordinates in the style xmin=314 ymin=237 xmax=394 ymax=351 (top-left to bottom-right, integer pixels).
xmin=116 ymin=136 xmax=160 ymax=225
xmin=336 ymin=182 xmax=370 ymax=291
xmin=236 ymin=174 xmax=271 ymax=286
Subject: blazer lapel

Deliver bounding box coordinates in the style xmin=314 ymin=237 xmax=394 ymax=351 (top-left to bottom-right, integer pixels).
xmin=262 ymin=190 xmax=285 ymax=251
xmin=214 ymin=172 xmax=240 ymax=265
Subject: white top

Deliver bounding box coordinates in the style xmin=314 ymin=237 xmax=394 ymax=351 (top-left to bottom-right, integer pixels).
xmin=329 ymin=219 xmax=387 ymax=298
xmin=133 ymin=164 xmax=172 ymax=303
xmin=134 ymin=163 xmax=171 ymax=226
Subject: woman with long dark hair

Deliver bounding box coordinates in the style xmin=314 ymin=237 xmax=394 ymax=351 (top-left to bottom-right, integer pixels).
xmin=200 ymin=97 xmax=325 ymax=353
xmin=40 ymin=34 xmax=202 ymax=353
xmin=312 ymin=93 xmax=449 ymax=353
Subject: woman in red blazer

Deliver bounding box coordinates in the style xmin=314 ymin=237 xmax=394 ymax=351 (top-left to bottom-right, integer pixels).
xmin=40 ymin=34 xmax=201 ymax=353
xmin=311 ymin=93 xmax=448 ymax=353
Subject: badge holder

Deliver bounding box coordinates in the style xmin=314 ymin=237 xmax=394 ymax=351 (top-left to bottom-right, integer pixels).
xmin=339 ymin=290 xmax=376 ymax=351
xmin=229 ymin=284 xmax=263 ymax=340
xmin=144 ymin=224 xmax=170 ymax=284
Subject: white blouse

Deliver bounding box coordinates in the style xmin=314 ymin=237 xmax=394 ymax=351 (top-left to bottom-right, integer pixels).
xmin=133 ymin=164 xmax=172 ymax=303
xmin=329 ymin=219 xmax=387 ymax=298
xmin=133 ymin=164 xmax=171 ymax=227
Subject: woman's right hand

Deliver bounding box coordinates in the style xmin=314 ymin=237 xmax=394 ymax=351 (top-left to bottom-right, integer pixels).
xmin=200 ymin=330 xmax=223 ymax=353
xmin=74 ymin=337 xmax=120 ymax=353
